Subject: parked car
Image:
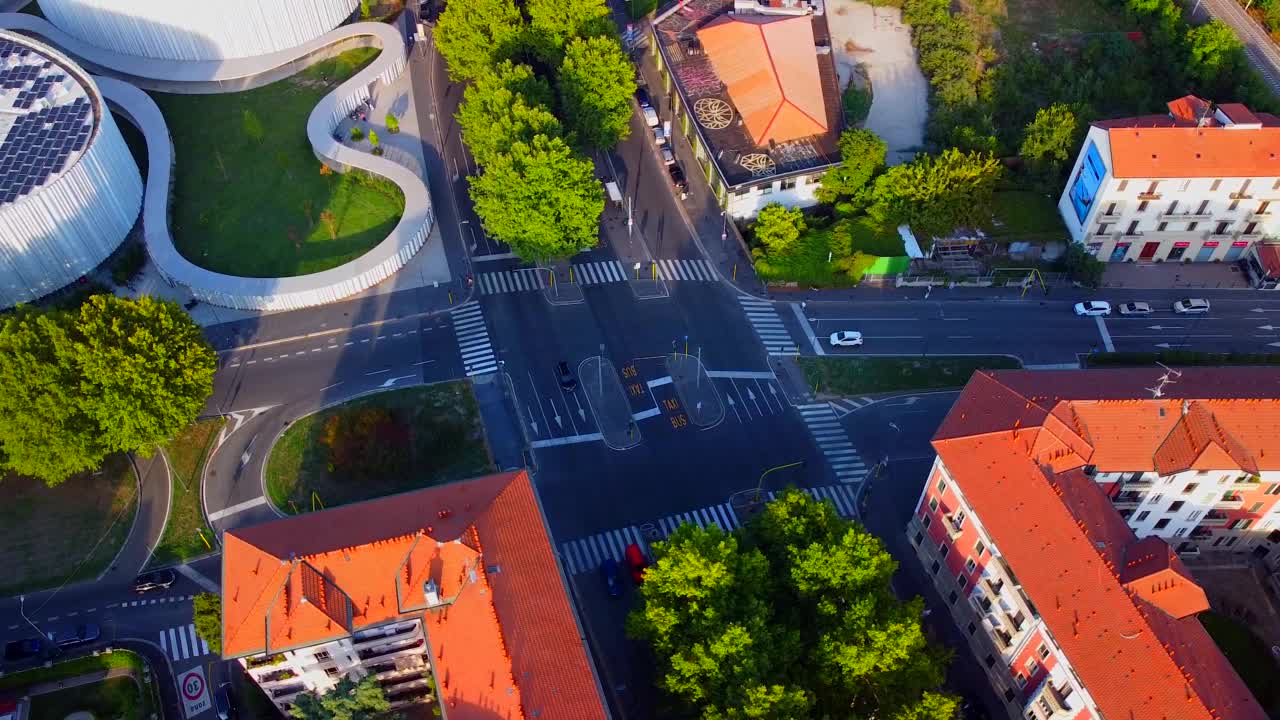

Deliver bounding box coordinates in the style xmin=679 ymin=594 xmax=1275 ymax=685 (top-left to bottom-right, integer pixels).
xmin=556 ymin=361 xmax=578 ymax=392
xmin=599 ymin=558 xmax=621 ymax=597
xmin=636 ymin=87 xmax=659 ymax=128
xmin=1073 ymin=301 xmax=1112 ymax=316
xmin=659 ymin=145 xmax=676 ymax=165
xmin=653 ymin=123 xmax=667 ymax=146
xmin=51 ymin=623 xmax=100 ymax=649
xmin=1118 ymin=302 xmax=1152 ymax=315
xmin=3 ymin=637 xmax=43 ymax=662
xmin=1173 ymin=298 xmax=1211 ymax=314
xmin=214 ymin=682 xmax=234 ymax=720
xmin=829 ymin=330 xmax=864 ymax=347
xmin=668 ymin=163 xmax=688 ymax=199
xmin=132 ymin=569 xmax=176 ymax=594
xmin=624 ymin=543 xmax=649 ymax=584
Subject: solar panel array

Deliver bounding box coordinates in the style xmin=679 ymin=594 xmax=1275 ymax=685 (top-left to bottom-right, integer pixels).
xmin=0 ymin=38 xmax=93 ymax=205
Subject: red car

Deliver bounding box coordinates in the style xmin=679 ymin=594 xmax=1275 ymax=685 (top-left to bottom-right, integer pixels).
xmin=624 ymin=543 xmax=649 ymax=584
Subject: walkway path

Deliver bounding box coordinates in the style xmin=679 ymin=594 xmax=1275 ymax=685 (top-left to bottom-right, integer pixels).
xmin=0 ymin=13 xmax=437 ymax=311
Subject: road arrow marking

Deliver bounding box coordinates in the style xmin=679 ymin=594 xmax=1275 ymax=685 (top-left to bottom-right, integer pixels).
xmin=1146 ymin=325 xmax=1183 ymax=330
xmin=1155 ymin=343 xmax=1191 ymax=349
xmin=530 ymin=419 xmax=540 ymax=436
xmin=554 ymin=412 xmax=563 ymax=429
xmin=381 ymin=375 xmax=416 ymax=388
xmin=747 ymin=389 xmax=756 ymax=401
xmin=1251 ymin=308 xmax=1280 ymax=313
xmin=1261 ymin=325 xmax=1278 ymax=331
xmin=1270 ymin=342 xmax=1280 ymax=348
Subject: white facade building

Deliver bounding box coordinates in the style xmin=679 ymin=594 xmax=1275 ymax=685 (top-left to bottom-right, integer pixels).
xmin=0 ymin=31 xmax=142 ymax=308
xmin=1058 ymin=96 xmax=1280 ymax=263
xmin=726 ymin=173 xmax=826 ymax=218
xmin=38 ymin=0 xmax=359 ymax=61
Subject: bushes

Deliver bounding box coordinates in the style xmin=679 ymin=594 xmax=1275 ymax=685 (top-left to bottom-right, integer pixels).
xmin=109 ymin=242 xmax=147 ymax=286
xmin=842 ymin=83 xmax=873 ymax=125
xmin=749 ymin=210 xmax=902 ymax=286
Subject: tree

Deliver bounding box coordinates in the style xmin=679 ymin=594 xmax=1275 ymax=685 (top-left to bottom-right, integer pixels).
xmin=750 ymin=204 xmax=807 ymax=257
xmin=469 ymin=134 xmax=604 ymax=261
xmin=1019 ymin=103 xmax=1078 ymax=171
xmin=0 ymin=295 xmax=216 ymax=485
xmin=869 ymin=148 xmax=1002 ymax=242
xmin=525 ymin=0 xmax=613 ymax=63
xmin=630 ymin=491 xmax=956 ymax=719
xmin=433 ymin=0 xmax=524 ymax=82
xmin=193 ymin=592 xmax=222 ymax=656
xmin=457 ymin=62 xmax=562 ymax=168
xmin=559 ymin=36 xmax=637 ymax=149
xmin=289 ymin=675 xmax=392 ymax=720
xmin=1054 ymin=241 xmax=1105 ymax=288
xmin=815 ymin=129 xmax=888 ymax=211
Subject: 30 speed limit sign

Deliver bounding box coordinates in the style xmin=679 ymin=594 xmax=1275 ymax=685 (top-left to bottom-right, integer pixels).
xmin=178 ymin=666 xmax=212 ymax=717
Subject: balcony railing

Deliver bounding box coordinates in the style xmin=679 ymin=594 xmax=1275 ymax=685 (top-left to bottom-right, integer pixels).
xmin=270 ymin=683 xmax=306 ymax=700
xmin=352 ymin=621 xmax=419 ymax=649
xmin=1233 ymin=475 xmax=1262 ymax=487
xmin=358 ymin=637 xmax=425 ymax=662
xmin=944 ymin=514 xmax=964 ymax=539
xmin=258 ymin=669 xmax=298 ymax=686
xmin=1216 ymin=493 xmax=1245 ymax=510
xmin=1157 ymin=210 xmax=1213 ymax=221
xmin=1112 ymin=492 xmax=1143 ymax=509
xmin=1137 ymin=192 xmax=1162 ymax=200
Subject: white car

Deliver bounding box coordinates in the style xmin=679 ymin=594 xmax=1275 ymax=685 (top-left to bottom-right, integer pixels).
xmin=660 ymin=145 xmax=676 ymax=165
xmin=1073 ymin=301 xmax=1112 ymax=317
xmin=1118 ymin=302 xmax=1152 ymax=315
xmin=829 ymin=331 xmax=863 ymax=347
xmin=1173 ymin=298 xmax=1211 ymax=314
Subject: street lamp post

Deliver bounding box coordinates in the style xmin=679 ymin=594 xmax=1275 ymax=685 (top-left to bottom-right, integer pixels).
xmin=753 ymin=460 xmax=806 ymax=504
xmin=17 ymin=596 xmax=46 ymax=643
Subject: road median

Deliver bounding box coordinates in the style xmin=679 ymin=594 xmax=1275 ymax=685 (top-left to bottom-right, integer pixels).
xmin=800 ymin=355 xmax=1021 ymax=396
xmin=579 ymin=356 xmax=641 ymax=449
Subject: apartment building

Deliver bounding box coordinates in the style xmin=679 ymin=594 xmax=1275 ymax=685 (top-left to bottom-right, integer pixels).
xmin=1058 ymin=95 xmax=1280 ymax=262
xmin=221 ymin=470 xmax=609 ymax=719
xmin=907 ymin=368 xmax=1280 ymax=720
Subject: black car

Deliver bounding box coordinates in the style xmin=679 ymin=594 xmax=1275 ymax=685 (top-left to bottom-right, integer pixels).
xmin=556 ymin=361 xmax=578 ymax=392
xmin=3 ymin=637 xmax=44 ymax=662
xmin=51 ymin=623 xmax=100 ymax=649
xmin=635 ymin=85 xmax=652 ymax=109
xmin=215 ymin=682 xmax=234 ymax=720
xmin=668 ymin=163 xmax=688 ymax=198
xmin=132 ymin=569 xmax=177 ymax=594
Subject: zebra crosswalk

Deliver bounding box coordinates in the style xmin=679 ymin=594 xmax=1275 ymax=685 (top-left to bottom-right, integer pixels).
xmin=451 ymin=303 xmax=497 ymax=377
xmin=830 ymin=396 xmax=877 ymax=417
xmin=797 ymin=403 xmax=870 ymax=484
xmin=654 ymin=258 xmax=717 ymax=281
xmin=476 ymin=268 xmax=545 ymax=295
xmin=160 ymin=623 xmax=211 ymax=662
xmin=558 ymin=485 xmax=858 ymax=575
xmin=574 ymin=260 xmax=627 ymax=285
xmin=738 ymin=295 xmax=798 ymax=355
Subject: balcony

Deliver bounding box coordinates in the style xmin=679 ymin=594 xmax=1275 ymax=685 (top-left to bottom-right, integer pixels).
xmin=1233 ymin=475 xmax=1262 ymax=487
xmin=358 ymin=637 xmax=425 ymax=662
xmin=944 ymin=514 xmax=964 ymax=539
xmin=1123 ymin=474 xmax=1154 ymax=486
xmin=1190 ymin=526 xmax=1213 ymax=539
xmin=258 ymin=669 xmax=299 ymax=686
xmin=1200 ymin=510 xmax=1230 ymax=527
xmin=270 ymin=683 xmax=306 ymax=700
xmin=1137 ymin=192 xmax=1162 ymax=201
xmin=1112 ymin=491 xmax=1144 ymax=509
xmin=1158 ymin=210 xmax=1213 ymax=221
xmin=353 ymin=621 xmax=420 ymax=649
xmin=1216 ymin=493 xmax=1245 ymax=510
xmin=245 ymin=654 xmax=287 ymax=670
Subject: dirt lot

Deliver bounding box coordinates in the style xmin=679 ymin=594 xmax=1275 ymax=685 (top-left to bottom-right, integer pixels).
xmin=825 ymin=0 xmax=928 ymax=164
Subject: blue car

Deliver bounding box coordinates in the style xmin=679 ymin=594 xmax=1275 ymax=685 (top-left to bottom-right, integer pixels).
xmin=600 ymin=558 xmax=621 ymax=597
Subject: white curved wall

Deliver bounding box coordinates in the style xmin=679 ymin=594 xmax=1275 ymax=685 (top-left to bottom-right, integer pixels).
xmin=38 ymin=0 xmax=359 ymax=61
xmin=0 ymin=107 xmax=143 ymax=308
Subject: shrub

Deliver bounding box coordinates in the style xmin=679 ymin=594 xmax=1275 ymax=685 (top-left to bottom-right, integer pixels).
xmin=385 ymin=113 xmax=400 ymax=133
xmin=349 ymin=126 xmax=365 ymax=141
xmin=109 ymin=242 xmax=147 ymax=286
xmin=842 ymin=83 xmax=872 ymax=125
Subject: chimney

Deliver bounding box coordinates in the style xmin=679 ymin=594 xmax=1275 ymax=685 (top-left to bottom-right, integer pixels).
xmin=1182 ymin=399 xmax=1190 ymax=416
xmin=424 ymin=579 xmax=442 ymax=607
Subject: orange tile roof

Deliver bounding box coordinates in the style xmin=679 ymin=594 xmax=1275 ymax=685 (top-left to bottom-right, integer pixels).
xmin=932 ymin=369 xmax=1276 ymax=720
xmin=695 ymin=14 xmax=827 ymax=146
xmin=1254 ymin=241 xmax=1280 ymax=276
xmin=1106 ymin=125 xmax=1280 ymax=178
xmin=222 ymin=471 xmax=607 ymax=720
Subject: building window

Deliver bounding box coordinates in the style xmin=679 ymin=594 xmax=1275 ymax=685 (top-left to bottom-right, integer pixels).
xmin=1229 ymin=199 xmax=1240 ymax=212
xmin=1232 ymin=519 xmax=1254 ymax=530
xmin=1118 ymin=180 xmax=1129 ymax=192
xmin=1157 ymin=222 xmax=1168 ymax=232
xmin=1226 ymin=535 xmax=1240 ymax=547
xmin=325 ymin=667 xmax=341 ymax=677
xmin=1246 ymin=222 xmax=1259 ymax=235
xmin=985 ymin=654 xmax=997 ymax=668
xmin=1166 ymin=200 xmax=1178 ymax=214
xmin=780 ymin=177 xmax=797 ymax=191
xmin=1266 ymin=484 xmax=1280 ymax=495
xmin=1212 ymin=179 xmax=1223 ymax=191
xmin=930 ymin=560 xmax=941 ymax=574
xmin=1138 ymin=201 xmax=1149 ymax=212
xmin=734 ymin=187 xmax=751 ymax=197
xmin=954 ymin=510 xmax=967 ymax=529
xmin=975 ymin=540 xmax=987 ymax=556
xmin=1025 ymin=657 xmax=1038 ymax=673
xmin=1167 ymin=246 xmax=1185 ymax=260
xmin=1095 ymin=223 xmax=1111 ymax=236
xmin=929 ymin=496 xmax=939 ymax=512
xmin=1197 ymin=199 xmax=1210 ymax=214
xmin=1184 ymin=483 xmax=1199 ymax=494
xmin=1214 ymin=536 xmax=1226 ymax=546
xmin=965 ymin=557 xmax=977 ymax=573
xmin=1216 ymin=221 xmax=1231 ymax=235
xmin=314 ymin=651 xmax=331 ymax=662
xmin=968 ymin=622 xmax=978 ymax=635
xmin=1037 ymin=643 xmax=1050 ymax=660
xmin=1149 ymin=493 xmax=1163 ymax=505
xmin=936 ymin=477 xmax=947 ymax=494
xmin=1251 ymin=502 xmax=1265 ymax=513
xmin=1169 ymin=500 xmax=1185 ymax=512
xmin=1126 ymin=220 xmax=1140 ymax=235
xmin=1174 ymin=527 xmax=1188 ymax=537
xmin=957 ymin=573 xmax=968 ymax=588
xmin=1259 ymin=200 xmax=1271 ymax=215
xmin=1136 ymin=510 xmax=1151 ymax=521
xmin=1105 ymin=202 xmax=1118 ymax=216
xmin=1015 ymin=673 xmax=1028 ymax=689
xmin=1187 ymin=510 xmax=1202 ymax=521
xmin=948 ymin=590 xmax=959 ymax=604
xmin=914 ymin=531 xmax=924 ymax=546
xmin=1187 ymin=221 xmax=1198 ymax=232
xmin=922 ymin=514 xmax=932 ymax=529
xmin=760 ymin=185 xmax=773 ymax=195
xmin=1004 ymin=688 xmax=1017 ymax=703
xmin=939 ymin=543 xmax=950 ymax=558
xmin=1154 ymin=518 xmax=1171 ymax=530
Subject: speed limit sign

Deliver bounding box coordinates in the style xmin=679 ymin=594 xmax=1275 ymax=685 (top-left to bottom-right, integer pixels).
xmin=178 ymin=666 xmax=212 ymax=717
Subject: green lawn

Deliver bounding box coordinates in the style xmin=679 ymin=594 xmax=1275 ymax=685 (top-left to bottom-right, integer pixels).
xmin=265 ymin=384 xmax=494 ymax=514
xmin=153 ymin=48 xmax=404 ymax=278
xmin=1000 ymin=0 xmax=1128 ymax=42
xmin=989 ymin=191 xmax=1068 ymax=242
xmin=1199 ymin=612 xmax=1280 ymax=716
xmin=30 ymin=676 xmax=143 ymax=720
xmin=0 ymin=650 xmax=143 ymax=692
xmin=149 ymin=418 xmax=225 ymax=567
xmin=753 ymin=218 xmax=905 ymax=287
xmin=0 ymin=454 xmax=138 ymax=597
xmin=799 ymin=356 xmax=1022 ymax=395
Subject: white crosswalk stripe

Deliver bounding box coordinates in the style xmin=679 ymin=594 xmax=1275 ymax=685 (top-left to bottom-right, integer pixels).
xmin=654 ymin=258 xmax=717 ymax=281
xmin=159 ymin=623 xmax=211 ymax=662
xmin=450 ymin=304 xmax=498 ymax=376
xmin=558 ymin=485 xmax=859 ymax=575
xmin=796 ymin=403 xmax=870 ymax=484
xmin=476 ymin=269 xmax=546 ymax=295
xmin=737 ymin=295 xmax=798 ymax=355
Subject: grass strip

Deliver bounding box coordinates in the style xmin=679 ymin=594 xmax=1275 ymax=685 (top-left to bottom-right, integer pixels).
xmin=149 ymin=418 xmax=226 ymax=566
xmin=799 ymin=355 xmax=1021 ymax=396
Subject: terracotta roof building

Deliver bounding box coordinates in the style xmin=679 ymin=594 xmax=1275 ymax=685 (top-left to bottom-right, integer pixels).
xmin=222 ymin=471 xmax=609 ymax=719
xmin=908 ymin=368 xmax=1278 ymax=720
xmin=1057 ymin=95 xmax=1280 ymax=266
xmin=648 ymin=0 xmax=843 ymax=219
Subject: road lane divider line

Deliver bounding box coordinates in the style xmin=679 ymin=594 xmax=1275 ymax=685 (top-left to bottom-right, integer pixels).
xmin=207 ymin=495 xmax=268 ymax=522
xmin=530 ymin=432 xmax=604 ymax=449
xmin=706 ymin=370 xmax=776 ymax=379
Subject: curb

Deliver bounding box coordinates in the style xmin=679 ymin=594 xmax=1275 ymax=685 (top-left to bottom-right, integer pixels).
xmin=93 ymin=453 xmax=146 ymax=584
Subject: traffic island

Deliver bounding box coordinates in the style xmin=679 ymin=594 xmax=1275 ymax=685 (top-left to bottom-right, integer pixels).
xmin=665 ymin=353 xmax=724 ymax=427
xmin=578 ymin=356 xmax=641 ymax=450
xmin=541 ymin=264 xmax=585 ymax=306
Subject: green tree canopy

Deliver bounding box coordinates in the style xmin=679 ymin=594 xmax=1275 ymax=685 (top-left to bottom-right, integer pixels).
xmin=457 ymin=62 xmax=562 ymax=167
xmin=751 ymin=204 xmax=807 ymax=258
xmin=525 ymin=0 xmax=613 ymax=62
xmin=559 ymin=36 xmax=637 ymax=150
xmin=289 ymin=675 xmax=392 ymax=720
xmin=1184 ymin=20 xmax=1243 ymax=90
xmin=469 ymin=134 xmax=604 ymax=261
xmin=630 ymin=490 xmax=956 ymax=719
xmin=433 ymin=0 xmax=525 ymax=82
xmin=869 ymin=148 xmax=1002 ymax=242
xmin=0 ymin=295 xmax=216 ymax=485
xmin=1018 ymin=103 xmax=1079 ymax=169
xmin=815 ymin=129 xmax=888 ymax=212
xmin=193 ymin=592 xmax=222 ymax=656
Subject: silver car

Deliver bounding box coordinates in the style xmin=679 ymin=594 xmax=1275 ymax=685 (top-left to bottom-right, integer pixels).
xmin=1172 ymin=298 xmax=1210 ymax=314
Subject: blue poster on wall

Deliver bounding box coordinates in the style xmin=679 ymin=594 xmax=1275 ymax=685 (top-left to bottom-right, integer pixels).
xmin=1068 ymin=143 xmax=1106 ymax=223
